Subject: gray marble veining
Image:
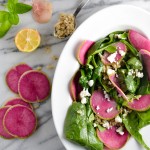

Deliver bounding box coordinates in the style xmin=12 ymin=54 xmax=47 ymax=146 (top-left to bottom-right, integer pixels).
xmin=0 ymin=0 xmax=150 ymax=150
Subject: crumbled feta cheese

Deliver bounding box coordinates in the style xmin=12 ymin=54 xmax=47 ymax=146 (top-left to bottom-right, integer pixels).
xmin=119 ymin=50 xmax=126 ymax=56
xmin=81 ymin=97 xmax=87 ymax=104
xmin=77 ymin=110 xmax=84 ymax=115
xmin=107 ymin=52 xmax=117 ymax=63
xmin=93 ymin=123 xmax=97 ymax=128
xmin=116 ymin=126 xmax=124 ymax=135
xmin=118 ymin=94 xmax=122 ymax=97
xmin=115 ymin=115 xmax=122 ymax=123
xmin=106 ymin=107 xmax=113 ymax=113
xmin=107 ymin=68 xmax=115 ymax=75
xmin=116 ymin=74 xmax=118 ymax=78
xmin=88 ymin=80 xmax=94 ymax=87
xmin=108 ymin=81 xmax=112 ymax=85
xmin=96 ymin=105 xmax=100 ymax=110
xmin=122 ymin=109 xmax=128 ymax=118
xmin=104 ymin=91 xmax=110 ymax=101
xmin=128 ymin=71 xmax=132 ymax=76
xmin=102 ymin=120 xmax=111 ymax=129
xmin=80 ymin=88 xmax=91 ymax=98
xmin=136 ymin=72 xmax=144 ymax=78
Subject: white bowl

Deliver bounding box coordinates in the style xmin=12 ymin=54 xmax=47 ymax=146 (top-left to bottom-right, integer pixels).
xmin=52 ymin=4 xmax=150 ymax=150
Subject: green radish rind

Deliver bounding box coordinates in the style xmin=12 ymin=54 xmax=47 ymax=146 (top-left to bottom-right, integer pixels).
xmin=3 ymin=104 xmax=37 ymax=138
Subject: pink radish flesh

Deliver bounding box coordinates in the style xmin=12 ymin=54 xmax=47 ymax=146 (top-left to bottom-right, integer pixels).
xmin=6 ymin=64 xmax=32 ymax=93
xmin=90 ymin=90 xmax=119 ymax=119
xmin=127 ymin=94 xmax=150 ymax=111
xmin=18 ymin=70 xmax=50 ymax=103
xmin=77 ymin=40 xmax=94 ymax=65
xmin=97 ymin=126 xmax=129 ymax=149
xmin=139 ymin=49 xmax=150 ymax=81
xmin=101 ymin=42 xmax=127 ymax=65
xmin=70 ymin=71 xmax=82 ymax=101
xmin=4 ymin=105 xmax=37 ymax=138
xmin=108 ymin=73 xmax=128 ymax=100
xmin=128 ymin=30 xmax=150 ymax=52
xmin=5 ymin=98 xmax=33 ymax=110
xmin=0 ymin=107 xmax=14 ymax=139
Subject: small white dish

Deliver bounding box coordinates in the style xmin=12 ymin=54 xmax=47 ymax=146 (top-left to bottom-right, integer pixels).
xmin=52 ymin=4 xmax=150 ymax=150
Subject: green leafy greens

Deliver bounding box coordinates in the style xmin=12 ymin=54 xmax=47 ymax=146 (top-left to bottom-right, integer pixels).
xmin=0 ymin=0 xmax=32 ymax=38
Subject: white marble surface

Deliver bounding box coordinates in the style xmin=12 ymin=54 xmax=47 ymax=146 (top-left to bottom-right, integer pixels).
xmin=0 ymin=0 xmax=150 ymax=150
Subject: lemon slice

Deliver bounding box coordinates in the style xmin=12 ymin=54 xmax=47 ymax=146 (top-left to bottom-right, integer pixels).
xmin=15 ymin=28 xmax=41 ymax=52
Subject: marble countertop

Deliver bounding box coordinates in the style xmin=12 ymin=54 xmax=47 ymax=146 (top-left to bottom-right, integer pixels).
xmin=0 ymin=0 xmax=150 ymax=150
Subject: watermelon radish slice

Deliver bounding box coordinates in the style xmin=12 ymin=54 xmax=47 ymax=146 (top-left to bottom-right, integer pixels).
xmin=108 ymin=71 xmax=128 ymax=100
xmin=139 ymin=49 xmax=150 ymax=81
xmin=4 ymin=97 xmax=33 ymax=110
xmin=76 ymin=40 xmax=94 ymax=65
xmin=101 ymin=42 xmax=127 ymax=65
xmin=0 ymin=106 xmax=14 ymax=139
xmin=97 ymin=126 xmax=129 ymax=149
xmin=18 ymin=70 xmax=51 ymax=103
xmin=126 ymin=94 xmax=150 ymax=111
xmin=90 ymin=90 xmax=119 ymax=120
xmin=6 ymin=64 xmax=32 ymax=93
xmin=3 ymin=105 xmax=37 ymax=138
xmin=70 ymin=71 xmax=82 ymax=101
xmin=128 ymin=30 xmax=150 ymax=52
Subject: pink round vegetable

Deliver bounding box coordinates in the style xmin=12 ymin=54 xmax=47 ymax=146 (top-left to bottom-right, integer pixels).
xmin=6 ymin=63 xmax=32 ymax=93
xmin=0 ymin=106 xmax=14 ymax=139
xmin=76 ymin=40 xmax=94 ymax=65
xmin=139 ymin=49 xmax=150 ymax=81
xmin=70 ymin=71 xmax=82 ymax=101
xmin=18 ymin=70 xmax=51 ymax=103
xmin=90 ymin=90 xmax=119 ymax=120
xmin=3 ymin=105 xmax=37 ymax=138
xmin=108 ymin=71 xmax=128 ymax=100
xmin=97 ymin=126 xmax=129 ymax=149
xmin=101 ymin=42 xmax=127 ymax=65
xmin=4 ymin=97 xmax=33 ymax=110
xmin=32 ymin=0 xmax=53 ymax=23
xmin=126 ymin=94 xmax=150 ymax=111
xmin=128 ymin=30 xmax=150 ymax=52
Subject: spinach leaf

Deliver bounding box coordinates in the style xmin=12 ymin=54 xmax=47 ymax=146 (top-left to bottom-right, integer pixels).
xmin=104 ymin=45 xmax=116 ymax=53
xmin=64 ymin=102 xmax=103 ymax=150
xmin=127 ymin=57 xmax=143 ymax=70
xmin=87 ymin=38 xmax=108 ymax=57
xmin=86 ymin=123 xmax=103 ymax=150
xmin=125 ymin=75 xmax=138 ymax=93
xmin=64 ymin=102 xmax=88 ymax=145
xmin=79 ymin=69 xmax=89 ymax=88
xmin=116 ymin=32 xmax=128 ymax=40
xmin=123 ymin=111 xmax=150 ymax=150
xmin=121 ymin=40 xmax=138 ymax=56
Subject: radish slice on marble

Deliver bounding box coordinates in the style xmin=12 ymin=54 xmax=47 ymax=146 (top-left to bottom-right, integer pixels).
xmin=6 ymin=63 xmax=32 ymax=93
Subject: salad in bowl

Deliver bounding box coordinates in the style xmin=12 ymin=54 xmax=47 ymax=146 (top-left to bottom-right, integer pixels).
xmin=64 ymin=30 xmax=150 ymax=150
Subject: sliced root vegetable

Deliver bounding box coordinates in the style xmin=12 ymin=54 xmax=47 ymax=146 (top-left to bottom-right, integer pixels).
xmin=76 ymin=40 xmax=94 ymax=65
xmin=97 ymin=126 xmax=129 ymax=149
xmin=4 ymin=97 xmax=33 ymax=110
xmin=3 ymin=105 xmax=37 ymax=138
xmin=101 ymin=42 xmax=127 ymax=65
xmin=126 ymin=94 xmax=150 ymax=111
xmin=6 ymin=63 xmax=32 ymax=93
xmin=90 ymin=90 xmax=119 ymax=120
xmin=107 ymin=70 xmax=128 ymax=100
xmin=128 ymin=30 xmax=150 ymax=52
xmin=0 ymin=106 xmax=14 ymax=139
xmin=18 ymin=70 xmax=51 ymax=103
xmin=139 ymin=49 xmax=150 ymax=80
xmin=70 ymin=71 xmax=82 ymax=101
